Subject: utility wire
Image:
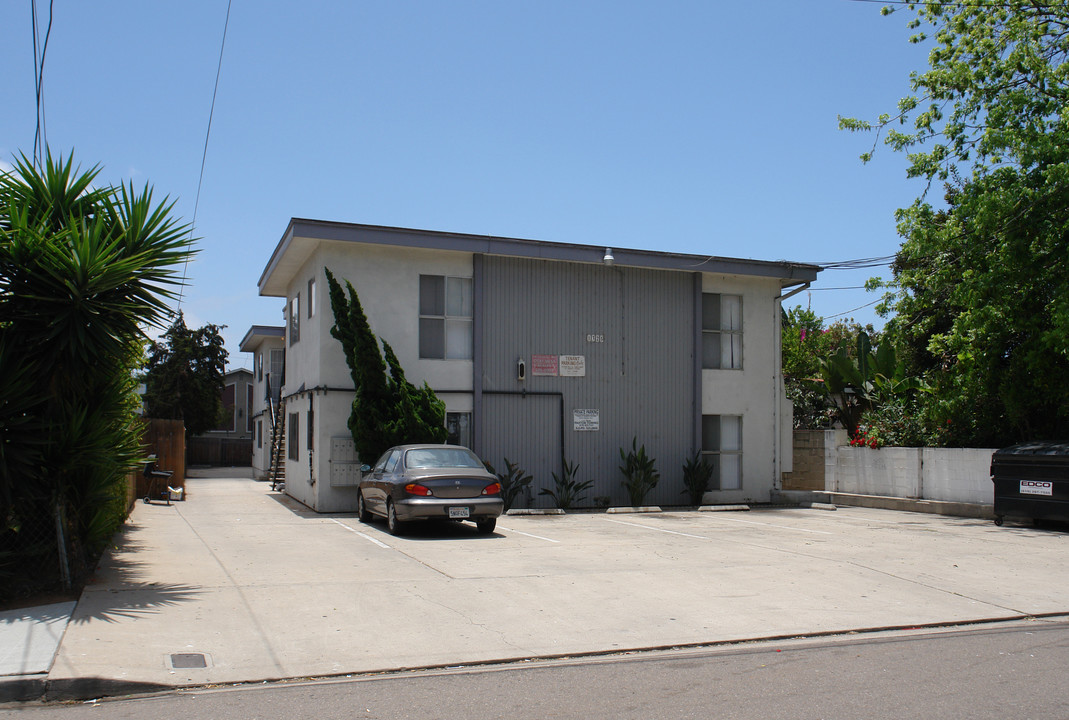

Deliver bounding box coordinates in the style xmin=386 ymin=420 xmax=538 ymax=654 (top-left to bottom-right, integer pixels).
xmin=177 ymin=0 xmax=233 ymax=311
xmin=31 ymin=0 xmax=55 ymax=168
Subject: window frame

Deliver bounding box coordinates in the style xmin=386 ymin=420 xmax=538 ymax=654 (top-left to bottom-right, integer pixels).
xmin=702 ymin=293 xmax=743 ymax=370
xmin=701 ymin=414 xmax=743 ymax=490
xmin=289 ymin=293 xmax=300 ymax=345
xmin=419 ymin=274 xmax=473 ymax=360
xmin=287 ymin=412 xmax=299 ymax=460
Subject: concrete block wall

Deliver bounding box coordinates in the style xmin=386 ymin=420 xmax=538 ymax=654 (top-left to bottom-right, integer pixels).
xmin=781 ymin=429 xmax=827 ymax=491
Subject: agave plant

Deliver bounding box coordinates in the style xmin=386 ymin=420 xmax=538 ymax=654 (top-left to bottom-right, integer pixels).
xmin=0 ymin=151 xmax=194 ymax=599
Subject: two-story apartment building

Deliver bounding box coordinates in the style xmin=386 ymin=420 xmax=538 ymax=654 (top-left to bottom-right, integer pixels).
xmin=240 ymin=325 xmax=286 ymax=482
xmin=255 ymin=220 xmax=819 ymax=512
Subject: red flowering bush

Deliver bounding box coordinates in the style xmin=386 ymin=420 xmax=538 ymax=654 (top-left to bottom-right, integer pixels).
xmin=850 ymin=426 xmax=881 ymax=449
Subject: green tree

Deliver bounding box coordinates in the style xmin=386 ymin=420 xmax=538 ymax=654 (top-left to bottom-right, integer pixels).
xmin=325 ymin=268 xmax=447 ymax=463
xmin=781 ymin=306 xmax=877 ymax=429
xmin=325 ymin=268 xmax=395 ymax=463
xmin=142 ymin=312 xmax=228 ymax=436
xmin=382 ymin=340 xmax=447 ymax=446
xmin=0 ymin=152 xmax=194 ymax=600
xmin=840 ymin=1 xmax=1069 ymax=445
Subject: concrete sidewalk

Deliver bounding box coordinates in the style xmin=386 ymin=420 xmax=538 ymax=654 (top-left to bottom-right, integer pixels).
xmin=6 ymin=472 xmax=1069 ymax=702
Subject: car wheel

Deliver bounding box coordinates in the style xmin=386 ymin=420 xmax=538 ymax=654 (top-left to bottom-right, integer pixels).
xmin=476 ymin=517 xmax=496 ymax=534
xmin=387 ymin=500 xmax=404 ymax=536
xmin=357 ymin=491 xmax=371 ymax=524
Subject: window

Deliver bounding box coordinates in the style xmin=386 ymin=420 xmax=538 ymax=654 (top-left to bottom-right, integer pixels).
xmin=307 ymin=407 xmax=314 ymax=452
xmin=702 ymin=293 xmax=742 ymax=369
xmin=269 ymin=349 xmax=284 ymax=401
xmin=446 ymin=412 xmax=472 ymax=448
xmin=308 ymin=278 xmax=316 ymax=318
xmin=702 ymin=415 xmax=743 ymax=490
xmin=289 ymin=294 xmax=300 ymax=345
xmin=246 ymin=386 xmax=254 ymax=432
xmin=215 ymin=383 xmax=236 ymax=432
xmin=256 ymin=352 xmax=263 ymax=381
xmin=419 ymin=275 xmax=472 ymax=359
xmin=288 ymin=412 xmax=299 ymax=460
xmin=257 ymin=420 xmax=263 ymax=449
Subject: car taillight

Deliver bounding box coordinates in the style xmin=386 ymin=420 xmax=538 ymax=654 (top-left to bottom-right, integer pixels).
xmin=404 ymin=483 xmax=433 ymax=496
xmin=482 ymin=482 xmax=501 ymax=496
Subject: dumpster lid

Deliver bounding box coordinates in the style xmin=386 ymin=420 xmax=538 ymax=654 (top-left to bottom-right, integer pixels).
xmin=993 ymin=442 xmax=1069 ymax=458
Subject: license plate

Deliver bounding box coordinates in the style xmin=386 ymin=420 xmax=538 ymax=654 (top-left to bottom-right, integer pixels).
xmin=448 ymin=507 xmax=470 ymax=519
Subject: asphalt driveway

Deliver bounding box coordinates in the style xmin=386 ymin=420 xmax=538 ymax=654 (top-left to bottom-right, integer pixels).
xmin=45 ymin=472 xmax=1069 ymax=696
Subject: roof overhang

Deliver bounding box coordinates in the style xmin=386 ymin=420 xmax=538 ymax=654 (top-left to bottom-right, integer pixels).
xmin=257 ymin=219 xmax=821 ymax=297
xmin=239 ymin=325 xmax=285 ymax=353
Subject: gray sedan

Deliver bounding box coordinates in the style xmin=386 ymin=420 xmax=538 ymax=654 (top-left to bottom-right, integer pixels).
xmin=357 ymin=444 xmax=504 ymax=535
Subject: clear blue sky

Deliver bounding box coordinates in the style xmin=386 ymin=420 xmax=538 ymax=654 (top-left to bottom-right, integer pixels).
xmin=1 ymin=1 xmax=932 ymax=370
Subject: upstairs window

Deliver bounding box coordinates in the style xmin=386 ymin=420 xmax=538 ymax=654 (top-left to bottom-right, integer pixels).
xmin=702 ymin=293 xmax=742 ymax=369
xmin=419 ymin=275 xmax=472 ymax=359
xmin=289 ymin=294 xmax=300 ymax=345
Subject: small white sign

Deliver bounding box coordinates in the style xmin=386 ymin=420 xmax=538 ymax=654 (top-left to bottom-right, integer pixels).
xmin=559 ymin=355 xmax=586 ymax=377
xmin=1020 ymin=480 xmax=1053 ymax=496
xmin=573 ymin=409 xmax=600 ymax=431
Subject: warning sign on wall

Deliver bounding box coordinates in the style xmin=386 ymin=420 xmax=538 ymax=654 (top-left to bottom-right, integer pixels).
xmin=573 ymin=409 xmax=600 ymax=431
xmin=532 ymin=354 xmax=558 ymax=376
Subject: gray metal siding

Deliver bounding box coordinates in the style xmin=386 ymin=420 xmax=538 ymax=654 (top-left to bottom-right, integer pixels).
xmin=477 ymin=256 xmax=696 ymax=508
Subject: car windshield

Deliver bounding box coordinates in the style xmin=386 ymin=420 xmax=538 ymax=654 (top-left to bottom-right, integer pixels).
xmin=404 ymin=447 xmax=484 ymax=470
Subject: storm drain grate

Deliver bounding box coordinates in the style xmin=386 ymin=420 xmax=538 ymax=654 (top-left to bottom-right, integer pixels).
xmin=169 ymin=653 xmax=208 ymax=669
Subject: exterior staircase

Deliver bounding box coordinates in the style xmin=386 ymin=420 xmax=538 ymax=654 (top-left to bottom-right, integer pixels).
xmin=268 ymin=397 xmax=286 ymax=491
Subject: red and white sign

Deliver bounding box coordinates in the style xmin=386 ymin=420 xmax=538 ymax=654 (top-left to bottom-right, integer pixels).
xmin=1020 ymin=480 xmax=1053 ymax=496
xmin=532 ymin=354 xmax=558 ymax=377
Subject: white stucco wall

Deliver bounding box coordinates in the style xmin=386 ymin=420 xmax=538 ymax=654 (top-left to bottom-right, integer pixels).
xmin=700 ymin=275 xmax=785 ymax=504
xmin=280 ymin=241 xmax=477 ymax=512
xmin=829 ymin=444 xmax=996 ymax=505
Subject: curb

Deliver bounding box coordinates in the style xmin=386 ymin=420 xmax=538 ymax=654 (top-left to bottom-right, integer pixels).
xmin=0 ymin=675 xmax=47 ymax=704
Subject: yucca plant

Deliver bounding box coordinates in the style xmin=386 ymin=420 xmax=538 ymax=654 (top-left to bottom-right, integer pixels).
xmin=619 ymin=438 xmax=660 ymax=507
xmin=540 ymin=460 xmax=594 ymax=510
xmin=0 ymin=151 xmax=194 ymax=600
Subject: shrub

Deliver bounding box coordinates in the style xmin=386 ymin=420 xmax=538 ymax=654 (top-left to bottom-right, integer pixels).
xmin=681 ymin=453 xmax=713 ymax=505
xmin=540 ymin=460 xmax=593 ymax=509
xmin=485 ymin=458 xmax=532 ymax=511
xmin=619 ymin=438 xmax=659 ymax=507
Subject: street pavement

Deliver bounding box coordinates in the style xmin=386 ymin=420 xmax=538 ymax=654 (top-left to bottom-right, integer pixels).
xmin=3 ymin=468 xmax=1068 ymax=702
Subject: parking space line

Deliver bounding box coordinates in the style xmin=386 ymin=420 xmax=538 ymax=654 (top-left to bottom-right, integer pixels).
xmin=330 ymin=518 xmax=392 ymax=548
xmin=605 ymin=518 xmax=710 ymax=540
xmin=498 ymin=526 xmax=560 ymax=543
xmin=712 ymin=516 xmax=833 ymax=535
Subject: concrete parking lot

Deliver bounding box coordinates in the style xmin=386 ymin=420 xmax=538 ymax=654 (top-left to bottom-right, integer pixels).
xmin=41 ymin=473 xmax=1069 ymax=696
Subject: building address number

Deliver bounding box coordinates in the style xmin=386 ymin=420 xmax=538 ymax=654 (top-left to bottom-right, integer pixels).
xmin=586 ymin=333 xmax=605 ymax=343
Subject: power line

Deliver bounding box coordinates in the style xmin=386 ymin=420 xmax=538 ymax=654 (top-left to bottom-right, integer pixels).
xmin=31 ymin=0 xmax=55 ymax=168
xmin=177 ymin=0 xmax=233 ymax=311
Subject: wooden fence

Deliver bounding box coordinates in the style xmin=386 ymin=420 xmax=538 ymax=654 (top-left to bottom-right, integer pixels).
xmin=136 ymin=418 xmax=186 ymax=500
xmin=187 ymin=436 xmax=253 ymax=467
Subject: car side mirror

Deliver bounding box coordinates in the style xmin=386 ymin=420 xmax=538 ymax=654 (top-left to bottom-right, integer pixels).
xmin=360 ymin=464 xmax=371 ymax=473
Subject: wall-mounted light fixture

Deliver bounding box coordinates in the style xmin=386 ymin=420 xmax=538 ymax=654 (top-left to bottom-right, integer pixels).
xmin=517 ymin=357 xmax=526 ymax=381
xmin=603 ymin=248 xmax=614 ymax=266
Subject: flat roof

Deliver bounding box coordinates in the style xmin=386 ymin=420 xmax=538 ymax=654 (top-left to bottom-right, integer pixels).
xmin=258 ymin=219 xmax=821 ymax=297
